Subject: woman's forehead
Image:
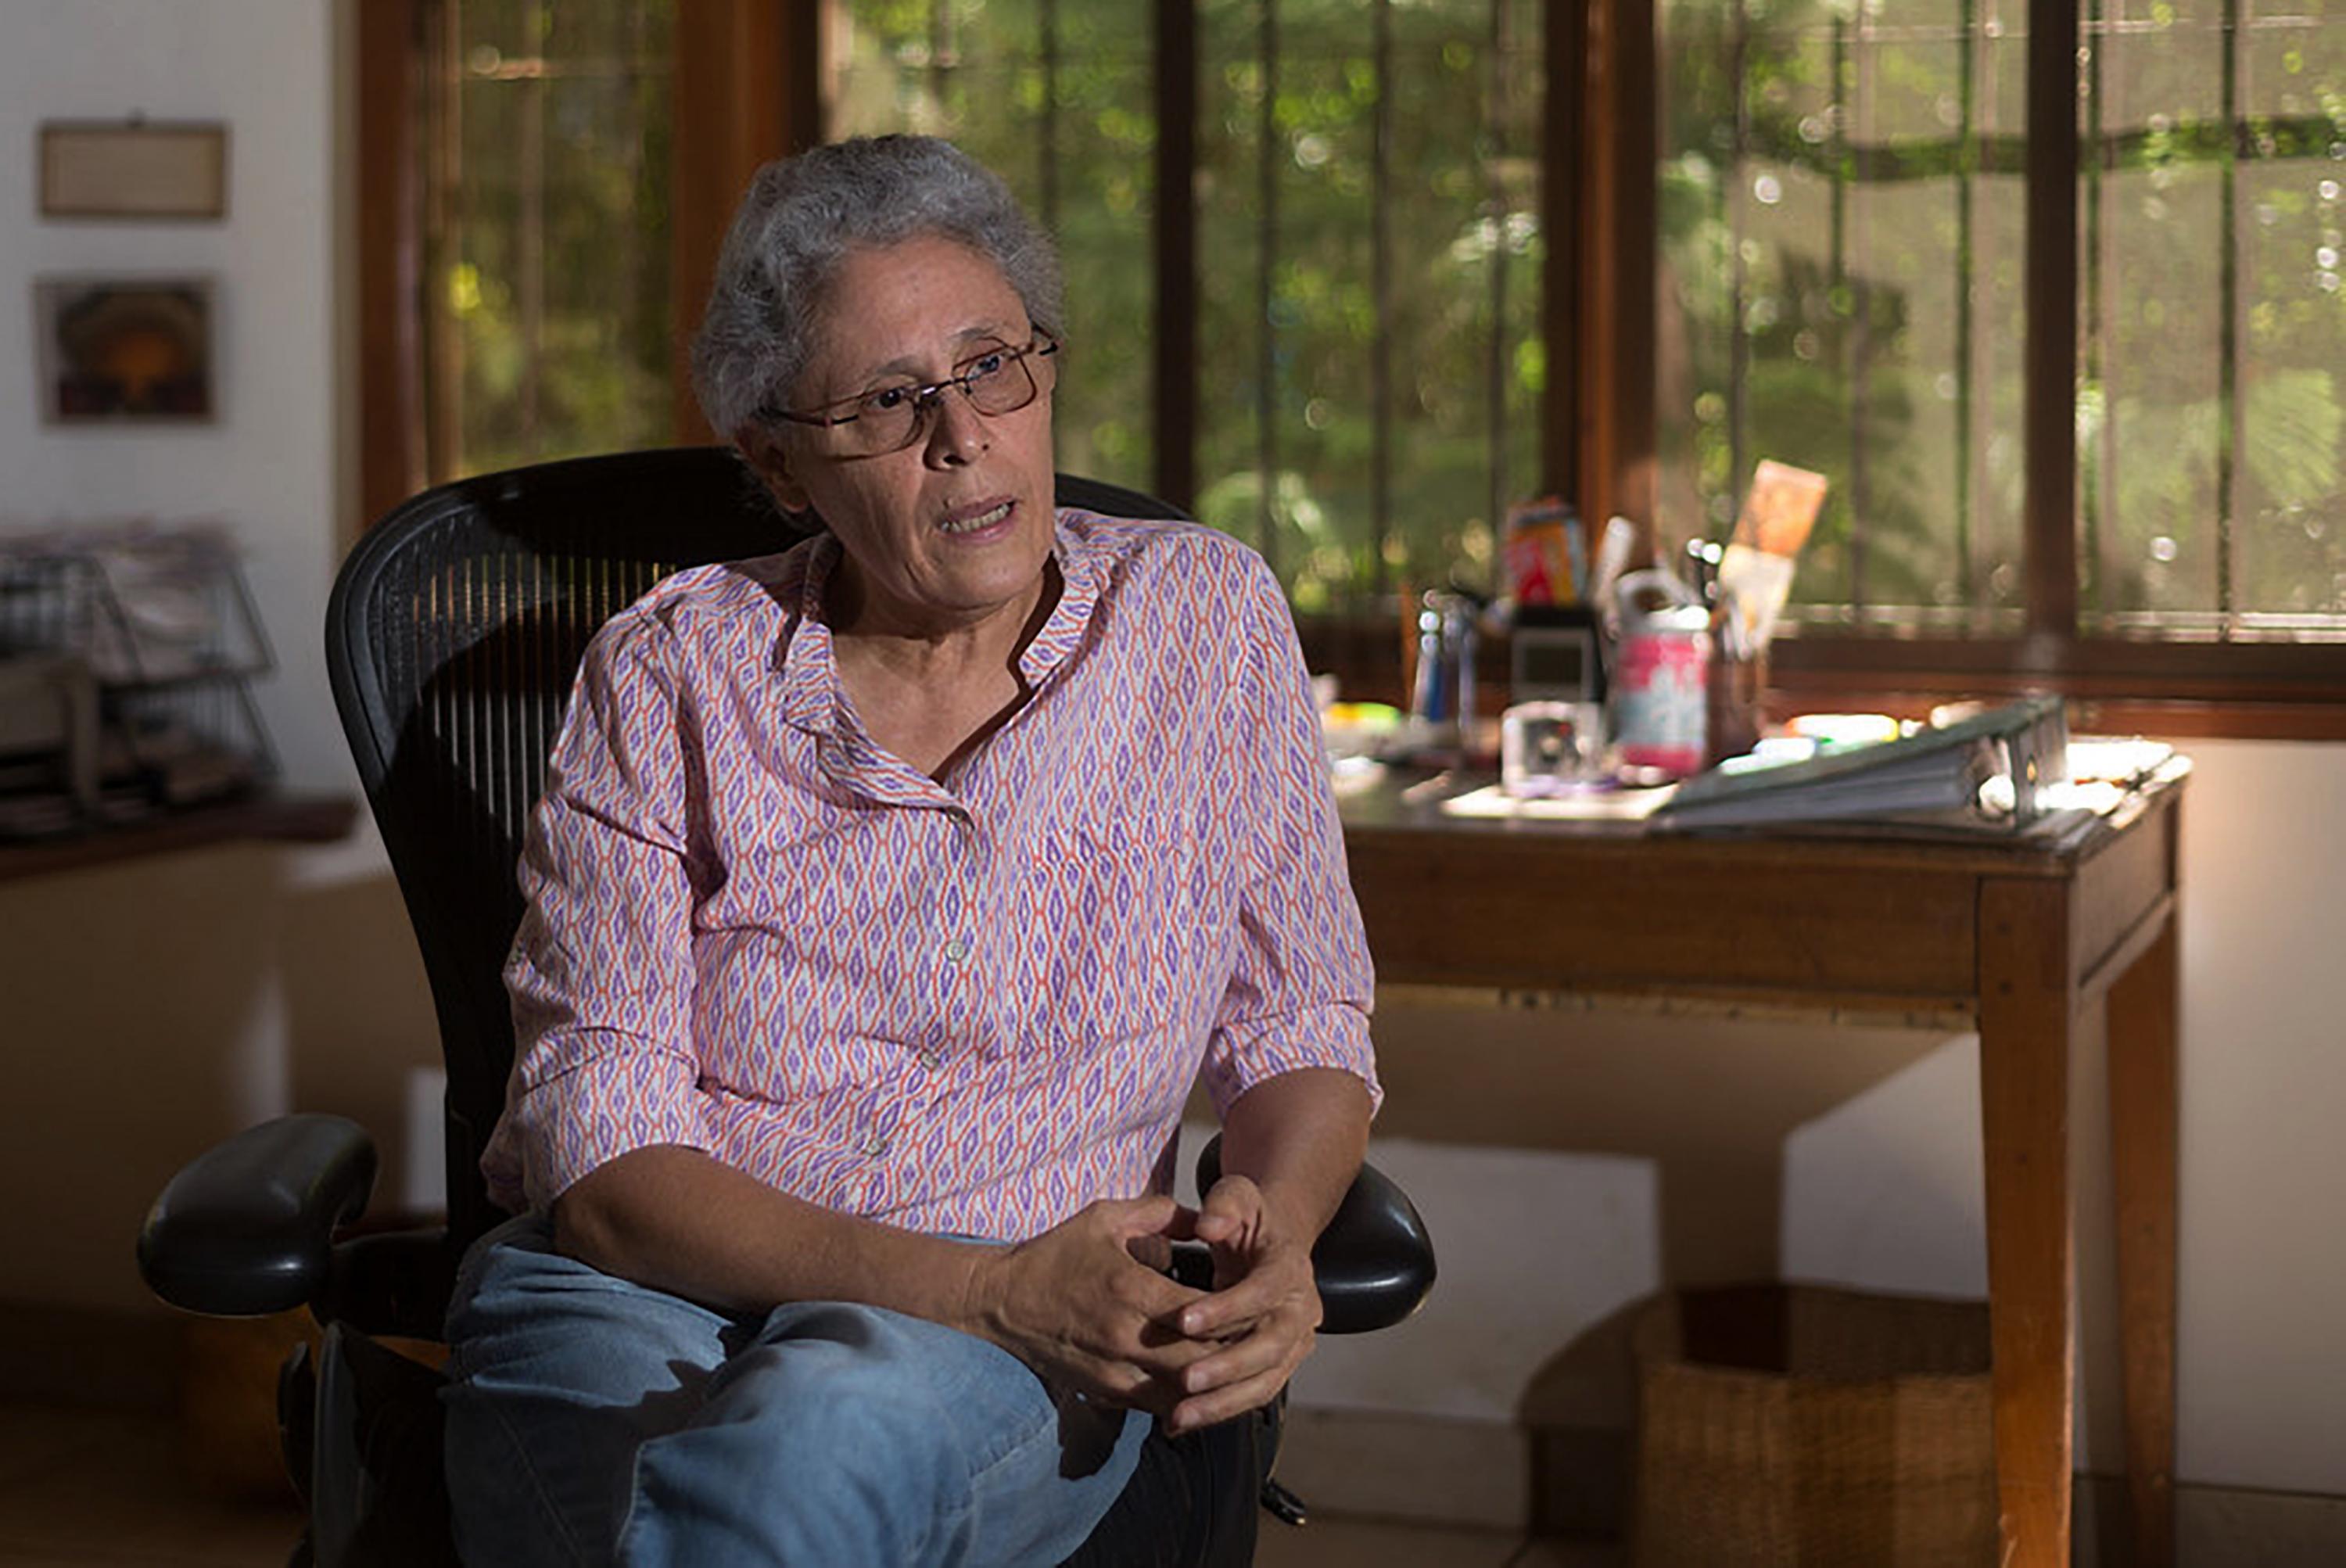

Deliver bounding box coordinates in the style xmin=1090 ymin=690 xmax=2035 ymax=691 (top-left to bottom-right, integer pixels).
xmin=804 ymin=236 xmax=1026 ymax=382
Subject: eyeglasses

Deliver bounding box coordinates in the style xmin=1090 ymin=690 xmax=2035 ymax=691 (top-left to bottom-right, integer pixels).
xmin=767 ymin=335 xmax=1059 ymax=457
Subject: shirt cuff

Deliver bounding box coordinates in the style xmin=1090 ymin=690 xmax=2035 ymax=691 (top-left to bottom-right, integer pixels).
xmin=502 ymin=1045 xmax=714 ymax=1211
xmin=1202 ymin=1007 xmax=1383 ymax=1121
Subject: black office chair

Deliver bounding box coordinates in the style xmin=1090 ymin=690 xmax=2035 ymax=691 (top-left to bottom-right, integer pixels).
xmin=138 ymin=448 xmax=1434 ymax=1568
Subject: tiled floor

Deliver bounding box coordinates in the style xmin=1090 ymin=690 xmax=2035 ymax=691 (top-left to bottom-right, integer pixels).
xmin=0 ymin=1399 xmax=1621 ymax=1566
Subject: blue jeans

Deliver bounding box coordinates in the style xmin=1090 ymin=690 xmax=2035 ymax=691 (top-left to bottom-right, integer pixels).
xmin=442 ymin=1212 xmax=1151 ymax=1567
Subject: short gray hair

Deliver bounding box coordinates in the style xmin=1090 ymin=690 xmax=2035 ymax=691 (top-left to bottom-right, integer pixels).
xmin=691 ymin=135 xmax=1065 ymax=439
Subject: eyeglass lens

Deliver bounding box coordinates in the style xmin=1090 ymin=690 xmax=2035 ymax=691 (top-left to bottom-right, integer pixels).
xmin=841 ymin=343 xmax=1049 ymax=454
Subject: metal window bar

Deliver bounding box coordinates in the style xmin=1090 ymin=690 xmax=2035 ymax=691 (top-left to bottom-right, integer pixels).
xmin=1727 ymin=0 xmax=1749 ymax=528
xmin=519 ymin=48 xmax=546 ymax=459
xmin=1041 ymin=0 xmax=1060 ymax=237
xmin=1371 ymin=0 xmax=1394 ymax=597
xmin=426 ymin=0 xmax=464 ymax=481
xmin=1485 ymin=0 xmax=1515 ymax=547
xmin=1153 ymin=0 xmax=1198 ymax=511
xmin=1846 ymin=6 xmax=1877 ymax=615
xmin=930 ymin=0 xmax=960 ymax=122
xmin=2218 ymin=0 xmax=2241 ymax=631
xmin=2087 ymin=0 xmax=2115 ymax=625
xmin=1956 ymin=0 xmax=1980 ymax=611
xmin=1256 ymin=0 xmax=1280 ymax=572
xmin=620 ymin=0 xmax=654 ymax=465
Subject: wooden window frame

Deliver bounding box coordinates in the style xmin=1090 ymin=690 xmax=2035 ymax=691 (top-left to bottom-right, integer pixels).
xmin=1576 ymin=0 xmax=2346 ymax=738
xmin=356 ymin=0 xmax=821 ymax=524
xmin=358 ymin=0 xmax=2346 ymax=737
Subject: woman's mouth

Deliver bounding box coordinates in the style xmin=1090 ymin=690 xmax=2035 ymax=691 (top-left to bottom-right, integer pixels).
xmin=939 ymin=500 xmax=1013 ymax=536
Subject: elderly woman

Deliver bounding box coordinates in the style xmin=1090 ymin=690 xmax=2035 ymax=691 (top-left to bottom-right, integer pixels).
xmin=440 ymin=135 xmax=1379 ymax=1566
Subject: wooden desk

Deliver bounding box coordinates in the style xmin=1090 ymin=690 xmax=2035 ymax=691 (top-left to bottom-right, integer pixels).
xmin=1341 ymin=767 xmax=2186 ymax=1568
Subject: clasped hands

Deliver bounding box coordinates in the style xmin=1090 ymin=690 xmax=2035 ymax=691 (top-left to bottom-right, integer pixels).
xmin=967 ymin=1178 xmax=1319 ymax=1437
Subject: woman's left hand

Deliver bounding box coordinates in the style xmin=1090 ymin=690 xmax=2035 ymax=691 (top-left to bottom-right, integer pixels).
xmin=1160 ymin=1173 xmax=1322 ymax=1435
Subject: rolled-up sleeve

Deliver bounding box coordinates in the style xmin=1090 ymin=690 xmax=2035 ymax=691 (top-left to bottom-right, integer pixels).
xmin=1199 ymin=554 xmax=1381 ymax=1118
xmin=494 ymin=608 xmax=712 ymax=1211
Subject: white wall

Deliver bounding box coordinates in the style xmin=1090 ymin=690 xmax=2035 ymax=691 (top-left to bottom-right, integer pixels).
xmin=0 ymin=0 xmax=2339 ymax=1509
xmin=0 ymin=0 xmax=350 ymax=793
xmin=0 ymin=0 xmax=438 ymax=1319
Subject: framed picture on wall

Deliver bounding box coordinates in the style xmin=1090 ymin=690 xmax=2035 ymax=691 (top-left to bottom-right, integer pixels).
xmin=34 ymin=275 xmax=218 ymax=425
xmin=39 ymin=120 xmax=229 ymax=220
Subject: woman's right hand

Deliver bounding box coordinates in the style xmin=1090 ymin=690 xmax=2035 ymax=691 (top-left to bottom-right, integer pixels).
xmin=962 ymin=1194 xmax=1216 ymax=1416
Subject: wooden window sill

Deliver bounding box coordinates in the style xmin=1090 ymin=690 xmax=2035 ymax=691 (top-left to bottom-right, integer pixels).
xmin=1300 ymin=612 xmax=2346 ymax=742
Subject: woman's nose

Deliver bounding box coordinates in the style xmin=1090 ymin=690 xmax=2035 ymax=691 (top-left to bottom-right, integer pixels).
xmin=924 ymin=384 xmax=991 ymax=464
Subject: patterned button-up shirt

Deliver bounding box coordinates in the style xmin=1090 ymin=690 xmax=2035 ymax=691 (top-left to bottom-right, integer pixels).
xmin=483 ymin=511 xmax=1379 ymax=1237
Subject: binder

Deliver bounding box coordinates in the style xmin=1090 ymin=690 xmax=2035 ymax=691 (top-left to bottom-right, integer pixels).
xmin=1654 ymin=696 xmax=2069 ymax=831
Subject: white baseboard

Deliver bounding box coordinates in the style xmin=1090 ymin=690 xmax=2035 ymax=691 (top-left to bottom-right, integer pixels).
xmin=1273 ymin=1405 xmax=1531 ymax=1530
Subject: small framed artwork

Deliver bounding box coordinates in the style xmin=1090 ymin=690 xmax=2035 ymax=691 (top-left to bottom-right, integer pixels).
xmin=40 ymin=120 xmax=229 ymax=220
xmin=34 ymin=275 xmax=218 ymax=424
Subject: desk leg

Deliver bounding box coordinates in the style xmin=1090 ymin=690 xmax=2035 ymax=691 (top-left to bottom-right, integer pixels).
xmin=1979 ymin=877 xmax=2075 ymax=1568
xmin=2107 ymin=911 xmax=2179 ymax=1568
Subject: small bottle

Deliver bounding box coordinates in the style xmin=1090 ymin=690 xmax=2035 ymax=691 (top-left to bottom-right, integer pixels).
xmin=1410 ymin=590 xmax=1477 ymax=748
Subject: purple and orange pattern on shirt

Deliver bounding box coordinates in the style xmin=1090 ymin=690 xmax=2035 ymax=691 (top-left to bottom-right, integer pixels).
xmin=485 ymin=511 xmax=1379 ymax=1239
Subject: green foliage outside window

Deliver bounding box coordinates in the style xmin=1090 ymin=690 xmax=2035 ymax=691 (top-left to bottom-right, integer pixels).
xmin=1659 ymin=0 xmax=2346 ymax=636
xmin=424 ymin=0 xmax=2346 ymax=639
xmin=435 ymin=0 xmax=675 ymax=479
xmin=834 ymin=0 xmax=1545 ymax=615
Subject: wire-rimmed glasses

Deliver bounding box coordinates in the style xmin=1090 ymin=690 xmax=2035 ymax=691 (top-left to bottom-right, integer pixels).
xmin=766 ymin=335 xmax=1059 ymax=457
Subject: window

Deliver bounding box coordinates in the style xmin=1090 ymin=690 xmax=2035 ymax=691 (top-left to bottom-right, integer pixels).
xmin=359 ymin=0 xmax=2346 ymax=730
xmin=1658 ymin=0 xmax=2346 ymax=641
xmin=827 ymin=3 xmax=1161 ymax=497
xmin=1641 ymin=0 xmax=2346 ymax=732
xmin=417 ymin=0 xmax=677 ymax=478
xmin=829 ymin=0 xmax=1545 ymax=614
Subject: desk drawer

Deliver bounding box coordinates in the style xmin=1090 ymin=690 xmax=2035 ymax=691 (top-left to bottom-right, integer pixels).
xmin=1346 ymin=830 xmax=1978 ymax=1013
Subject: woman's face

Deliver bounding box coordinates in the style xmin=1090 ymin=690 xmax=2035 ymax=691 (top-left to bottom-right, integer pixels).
xmin=746 ymin=234 xmax=1058 ymax=638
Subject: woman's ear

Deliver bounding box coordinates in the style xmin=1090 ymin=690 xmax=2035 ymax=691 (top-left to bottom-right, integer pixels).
xmin=737 ymin=424 xmax=813 ymax=515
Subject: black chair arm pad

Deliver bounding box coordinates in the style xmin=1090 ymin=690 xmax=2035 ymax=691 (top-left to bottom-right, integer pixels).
xmin=1195 ymin=1135 xmax=1436 ymax=1336
xmin=138 ymin=1113 xmax=378 ymax=1316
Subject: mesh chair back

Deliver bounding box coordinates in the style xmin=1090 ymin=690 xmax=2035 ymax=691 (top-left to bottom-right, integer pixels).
xmin=326 ymin=447 xmax=1186 ymax=1249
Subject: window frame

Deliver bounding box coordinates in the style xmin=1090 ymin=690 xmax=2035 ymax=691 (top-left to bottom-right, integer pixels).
xmin=355 ymin=0 xmax=816 ymax=523
xmin=1609 ymin=0 xmax=2346 ymax=737
xmin=357 ymin=0 xmax=2346 ymax=738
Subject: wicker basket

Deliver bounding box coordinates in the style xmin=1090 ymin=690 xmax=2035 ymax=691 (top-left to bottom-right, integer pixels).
xmin=1631 ymin=1283 xmax=1996 ymax=1567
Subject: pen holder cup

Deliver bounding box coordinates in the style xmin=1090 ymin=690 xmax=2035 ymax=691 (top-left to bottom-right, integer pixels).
xmin=1706 ymin=644 xmax=1767 ymax=770
xmin=1609 ymin=571 xmax=1710 ymax=778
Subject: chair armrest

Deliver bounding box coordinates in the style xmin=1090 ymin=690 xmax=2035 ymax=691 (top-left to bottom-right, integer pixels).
xmin=1194 ymin=1135 xmax=1437 ymax=1336
xmin=138 ymin=1113 xmax=378 ymax=1316
xmin=318 ymin=1227 xmax=459 ymax=1340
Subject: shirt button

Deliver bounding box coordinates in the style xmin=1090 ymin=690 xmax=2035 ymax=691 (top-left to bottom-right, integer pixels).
xmin=918 ymin=1047 xmax=944 ymax=1069
xmin=942 ymin=936 xmax=970 ymax=963
xmin=864 ymin=1132 xmax=890 ymax=1157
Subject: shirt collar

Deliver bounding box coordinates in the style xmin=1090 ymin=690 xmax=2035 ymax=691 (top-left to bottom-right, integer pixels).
xmin=1016 ymin=511 xmax=1107 ymax=687
xmin=777 ymin=511 xmax=1110 ymax=729
xmin=777 ymin=532 xmax=843 ymax=735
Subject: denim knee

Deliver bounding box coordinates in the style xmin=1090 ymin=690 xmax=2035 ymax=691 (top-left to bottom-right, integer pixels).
xmin=620 ymin=1301 xmax=1147 ymax=1567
